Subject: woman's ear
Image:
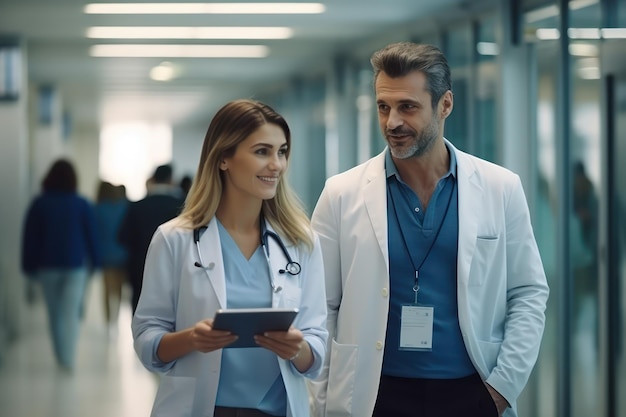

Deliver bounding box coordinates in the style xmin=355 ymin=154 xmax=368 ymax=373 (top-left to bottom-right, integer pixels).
xmin=219 ymin=159 xmax=228 ymax=171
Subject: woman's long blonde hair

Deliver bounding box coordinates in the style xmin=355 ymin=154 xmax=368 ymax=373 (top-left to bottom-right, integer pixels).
xmin=180 ymin=99 xmax=313 ymax=250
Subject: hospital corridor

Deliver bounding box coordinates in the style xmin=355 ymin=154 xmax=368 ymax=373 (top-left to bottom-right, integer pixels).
xmin=0 ymin=276 xmax=157 ymax=417
xmin=2 ymin=1 xmax=626 ymax=416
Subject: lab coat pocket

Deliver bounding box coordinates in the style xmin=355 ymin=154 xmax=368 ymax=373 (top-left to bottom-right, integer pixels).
xmin=469 ymin=236 xmax=500 ymax=286
xmin=151 ymin=375 xmax=195 ymax=417
xmin=476 ymin=339 xmax=502 ymax=372
xmin=326 ymin=339 xmax=358 ymax=416
xmin=282 ymin=287 xmax=302 ymax=309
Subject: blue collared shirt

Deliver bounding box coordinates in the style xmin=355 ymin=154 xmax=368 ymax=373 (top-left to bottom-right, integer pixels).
xmin=383 ymin=144 xmax=475 ymax=379
xmin=215 ymin=220 xmax=286 ymax=416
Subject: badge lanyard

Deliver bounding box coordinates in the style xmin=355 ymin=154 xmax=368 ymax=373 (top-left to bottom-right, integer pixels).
xmin=388 ymin=179 xmax=454 ymax=305
xmin=389 ymin=178 xmax=454 ymax=351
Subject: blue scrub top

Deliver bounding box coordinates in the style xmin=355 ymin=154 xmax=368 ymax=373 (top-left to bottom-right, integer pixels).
xmin=215 ymin=220 xmax=287 ymax=416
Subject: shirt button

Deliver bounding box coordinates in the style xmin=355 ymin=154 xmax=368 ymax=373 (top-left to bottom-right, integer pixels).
xmin=414 ymin=207 xmax=420 ymax=213
xmin=381 ymin=288 xmax=388 ymax=297
xmin=376 ymin=341 xmax=383 ymax=350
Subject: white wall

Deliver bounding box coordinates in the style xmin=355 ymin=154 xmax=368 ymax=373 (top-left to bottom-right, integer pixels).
xmin=72 ymin=123 xmax=102 ymax=200
xmin=172 ymin=125 xmax=207 ymax=185
xmin=0 ymin=46 xmax=29 ymax=363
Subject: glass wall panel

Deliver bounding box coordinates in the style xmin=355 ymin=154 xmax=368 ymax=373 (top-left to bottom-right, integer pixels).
xmin=444 ymin=25 xmax=472 ymax=153
xmin=353 ymin=65 xmax=382 ymax=159
xmin=475 ymin=16 xmax=498 ymax=162
xmin=609 ymin=70 xmax=626 ymax=416
xmin=522 ymin=0 xmax=555 ymax=12
xmin=570 ymin=2 xmax=603 ymax=415
xmin=523 ymin=2 xmax=560 ymax=416
xmin=356 ymin=58 xmax=384 ymax=157
xmin=530 ymin=38 xmax=560 ymax=417
xmin=263 ymin=76 xmax=327 ymax=213
xmin=522 ymin=0 xmax=557 ymax=44
xmin=304 ymin=76 xmax=327 ymax=212
xmin=609 ymin=0 xmax=626 ymax=407
xmin=416 ymin=33 xmax=442 ymax=49
xmin=569 ymin=60 xmax=602 ymax=417
xmin=570 ymin=0 xmax=601 ymax=28
xmin=620 ymin=0 xmax=626 ymax=26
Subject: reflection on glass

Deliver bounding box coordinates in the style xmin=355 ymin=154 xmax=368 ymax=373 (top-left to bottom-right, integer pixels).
xmin=444 ymin=24 xmax=471 ymax=153
xmin=475 ymin=15 xmax=497 ymax=162
xmin=570 ymin=41 xmax=602 ymax=416
xmin=531 ymin=37 xmax=559 ymax=417
xmin=570 ymin=0 xmax=601 ymax=29
xmin=614 ymin=67 xmax=626 ymax=417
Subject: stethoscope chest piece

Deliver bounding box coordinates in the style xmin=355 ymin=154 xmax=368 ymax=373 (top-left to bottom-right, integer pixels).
xmin=281 ymin=260 xmax=301 ymax=276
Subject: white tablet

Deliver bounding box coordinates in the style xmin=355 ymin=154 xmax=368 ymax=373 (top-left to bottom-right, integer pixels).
xmin=212 ymin=307 xmax=299 ymax=348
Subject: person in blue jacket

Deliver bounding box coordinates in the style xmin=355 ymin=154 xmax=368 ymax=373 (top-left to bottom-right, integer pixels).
xmin=94 ymin=181 xmax=128 ymax=331
xmin=132 ymin=99 xmax=327 ymax=417
xmin=21 ymin=158 xmax=101 ymax=371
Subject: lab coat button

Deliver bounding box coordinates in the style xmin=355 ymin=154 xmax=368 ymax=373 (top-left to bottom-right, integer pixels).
xmin=376 ymin=341 xmax=383 ymax=350
xmin=381 ymin=288 xmax=388 ymax=297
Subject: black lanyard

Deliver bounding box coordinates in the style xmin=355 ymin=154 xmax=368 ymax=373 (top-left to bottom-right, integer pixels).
xmin=388 ymin=177 xmax=454 ymax=304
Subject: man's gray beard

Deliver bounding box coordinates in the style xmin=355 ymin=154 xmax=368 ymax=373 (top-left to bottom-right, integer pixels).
xmin=387 ymin=118 xmax=439 ymax=160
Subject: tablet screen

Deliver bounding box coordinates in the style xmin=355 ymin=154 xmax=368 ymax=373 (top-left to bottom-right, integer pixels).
xmin=212 ymin=307 xmax=299 ymax=348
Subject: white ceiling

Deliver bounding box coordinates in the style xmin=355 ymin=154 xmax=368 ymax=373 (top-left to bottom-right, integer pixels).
xmin=0 ymin=0 xmax=488 ymax=130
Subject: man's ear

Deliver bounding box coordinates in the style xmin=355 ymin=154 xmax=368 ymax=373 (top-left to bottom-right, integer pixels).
xmin=440 ymin=90 xmax=453 ymax=119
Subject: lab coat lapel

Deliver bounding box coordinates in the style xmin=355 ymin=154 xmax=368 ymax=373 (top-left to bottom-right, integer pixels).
xmin=454 ymin=146 xmax=482 ymax=288
xmin=363 ymin=152 xmax=389 ymax=265
xmin=198 ymin=219 xmax=227 ymax=308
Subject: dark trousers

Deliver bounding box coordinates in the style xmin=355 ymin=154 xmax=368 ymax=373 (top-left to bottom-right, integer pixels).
xmin=372 ymin=373 xmax=499 ymax=417
xmin=213 ymin=406 xmax=282 ymax=417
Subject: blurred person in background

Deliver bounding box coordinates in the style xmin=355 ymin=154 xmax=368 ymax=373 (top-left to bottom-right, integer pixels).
xmin=94 ymin=180 xmax=129 ymax=335
xmin=179 ymin=174 xmax=193 ymax=198
xmin=118 ymin=164 xmax=184 ymax=314
xmin=21 ymin=158 xmax=101 ymax=372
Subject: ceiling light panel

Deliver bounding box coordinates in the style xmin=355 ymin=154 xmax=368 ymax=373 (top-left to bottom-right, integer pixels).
xmin=601 ymin=28 xmax=626 ymax=39
xmin=87 ymin=27 xmax=293 ymax=39
xmin=90 ymin=44 xmax=269 ymax=58
xmin=84 ymin=3 xmax=326 ymax=14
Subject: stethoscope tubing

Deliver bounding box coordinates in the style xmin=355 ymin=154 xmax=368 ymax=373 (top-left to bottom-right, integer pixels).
xmin=261 ymin=229 xmax=302 ymax=276
xmin=193 ymin=219 xmax=301 ymax=278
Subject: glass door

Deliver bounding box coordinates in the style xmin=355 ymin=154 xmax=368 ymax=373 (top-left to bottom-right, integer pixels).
xmin=607 ymin=46 xmax=626 ymax=417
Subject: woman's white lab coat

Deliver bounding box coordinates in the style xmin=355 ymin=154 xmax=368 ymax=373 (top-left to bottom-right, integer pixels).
xmin=132 ymin=217 xmax=328 ymax=417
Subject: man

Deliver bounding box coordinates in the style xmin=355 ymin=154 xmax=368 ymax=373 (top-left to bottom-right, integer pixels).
xmin=309 ymin=42 xmax=549 ymax=417
xmin=118 ymin=164 xmax=185 ymax=313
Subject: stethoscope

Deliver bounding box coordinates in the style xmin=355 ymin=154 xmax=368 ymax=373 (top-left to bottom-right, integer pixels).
xmin=193 ymin=218 xmax=301 ymax=293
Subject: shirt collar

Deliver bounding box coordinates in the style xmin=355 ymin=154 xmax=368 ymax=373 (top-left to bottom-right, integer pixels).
xmin=384 ymin=139 xmax=457 ymax=180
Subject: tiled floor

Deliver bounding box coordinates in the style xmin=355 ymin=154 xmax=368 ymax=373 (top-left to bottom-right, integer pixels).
xmin=0 ymin=276 xmax=158 ymax=417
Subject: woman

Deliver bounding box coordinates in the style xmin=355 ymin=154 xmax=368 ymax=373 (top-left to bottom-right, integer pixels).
xmin=94 ymin=181 xmax=128 ymax=331
xmin=132 ymin=99 xmax=328 ymax=417
xmin=21 ymin=158 xmax=101 ymax=371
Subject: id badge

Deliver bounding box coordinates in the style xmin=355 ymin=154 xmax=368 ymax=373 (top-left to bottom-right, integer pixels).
xmin=399 ymin=305 xmax=434 ymax=351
